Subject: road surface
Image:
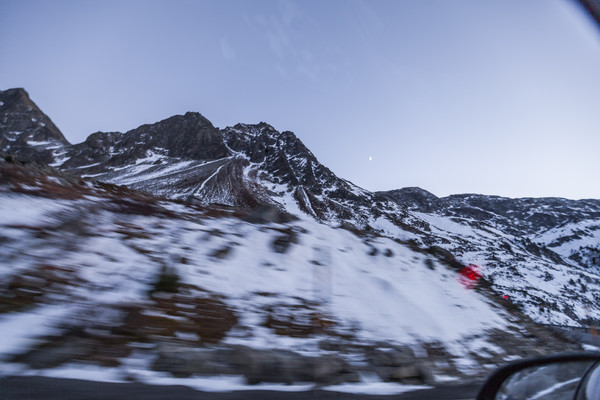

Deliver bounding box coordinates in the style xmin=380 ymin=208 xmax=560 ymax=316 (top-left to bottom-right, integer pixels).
xmin=0 ymin=376 xmax=481 ymax=400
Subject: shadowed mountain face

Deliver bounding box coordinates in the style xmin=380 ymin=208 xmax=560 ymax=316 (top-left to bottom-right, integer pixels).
xmin=2 ymin=87 xmax=600 ymax=326
xmin=61 ymin=113 xmax=229 ymax=170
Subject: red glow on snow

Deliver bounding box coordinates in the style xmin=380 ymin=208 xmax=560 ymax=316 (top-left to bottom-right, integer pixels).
xmin=458 ymin=264 xmax=482 ymax=289
xmin=503 ymin=295 xmax=509 ymax=300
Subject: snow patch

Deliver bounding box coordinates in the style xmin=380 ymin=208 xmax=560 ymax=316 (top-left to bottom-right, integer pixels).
xmin=0 ymin=305 xmax=68 ymax=361
xmin=323 ymin=373 xmax=430 ymax=395
xmin=26 ymin=140 xmax=52 ymax=146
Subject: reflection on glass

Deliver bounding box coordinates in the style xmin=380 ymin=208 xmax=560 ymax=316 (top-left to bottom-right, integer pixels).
xmin=496 ymin=361 xmax=594 ymax=400
xmin=578 ymin=362 xmax=600 ymax=400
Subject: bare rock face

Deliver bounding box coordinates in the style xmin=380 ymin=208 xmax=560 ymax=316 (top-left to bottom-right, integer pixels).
xmin=0 ymin=88 xmax=69 ymax=164
xmin=111 ymin=112 xmax=229 ymax=162
xmin=61 ymin=112 xmax=229 ymax=172
xmin=60 ymin=131 xmax=122 ymax=170
xmin=377 ymin=187 xmax=439 ymax=211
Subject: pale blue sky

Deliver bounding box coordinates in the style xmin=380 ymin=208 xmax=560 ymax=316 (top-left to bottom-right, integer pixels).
xmin=1 ymin=0 xmax=599 ymax=199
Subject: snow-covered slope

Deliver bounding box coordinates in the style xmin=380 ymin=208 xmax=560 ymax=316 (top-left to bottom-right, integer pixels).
xmin=378 ymin=190 xmax=600 ymax=325
xmin=406 ymin=211 xmax=600 ymax=326
xmin=0 ymin=160 xmax=580 ymax=388
xmin=534 ymin=220 xmax=600 ymax=270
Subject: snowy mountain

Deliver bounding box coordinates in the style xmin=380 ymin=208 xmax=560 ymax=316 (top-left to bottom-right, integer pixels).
xmin=2 ymin=87 xmax=600 ymax=328
xmin=1 ymin=89 xmax=422 ymax=233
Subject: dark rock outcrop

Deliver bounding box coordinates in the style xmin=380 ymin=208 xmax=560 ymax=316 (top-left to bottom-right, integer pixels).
xmin=152 ymin=344 xmax=360 ymax=385
xmin=0 ymin=88 xmax=69 ymax=164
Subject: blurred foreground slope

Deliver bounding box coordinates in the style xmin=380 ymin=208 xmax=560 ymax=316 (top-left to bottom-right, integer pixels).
xmin=0 ymin=157 xmax=582 ymax=389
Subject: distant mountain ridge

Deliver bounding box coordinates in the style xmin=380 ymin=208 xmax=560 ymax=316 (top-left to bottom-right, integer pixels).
xmin=380 ymin=187 xmax=600 ymax=235
xmin=2 ymin=87 xmax=600 ymax=326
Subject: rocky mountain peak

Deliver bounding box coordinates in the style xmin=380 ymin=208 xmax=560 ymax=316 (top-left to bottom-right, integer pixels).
xmin=60 ymin=112 xmax=230 ymax=172
xmin=223 ymin=123 xmax=316 ymax=165
xmin=228 ymin=122 xmax=277 ymax=137
xmin=115 ymin=111 xmax=228 ymax=161
xmin=0 ymin=88 xmax=37 ymax=111
xmin=0 ymin=88 xmax=69 ymax=164
xmin=1 ymin=88 xmax=30 ymax=107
